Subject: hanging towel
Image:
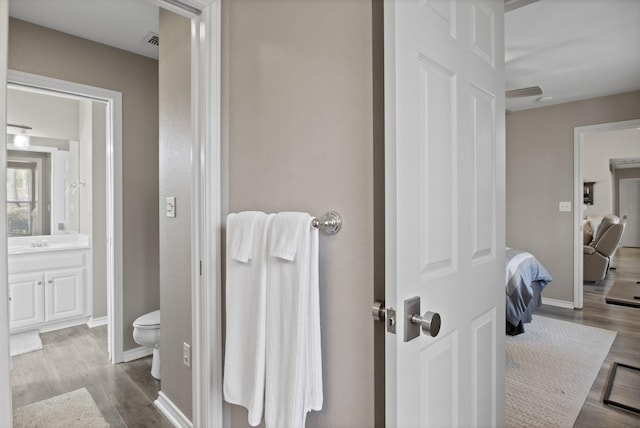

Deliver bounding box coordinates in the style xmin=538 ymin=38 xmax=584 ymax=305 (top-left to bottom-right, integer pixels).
xmin=265 ymin=212 xmax=323 ymax=428
xmin=224 ymin=211 xmax=273 ymax=426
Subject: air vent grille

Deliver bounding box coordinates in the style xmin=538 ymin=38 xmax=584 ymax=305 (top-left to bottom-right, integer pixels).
xmin=141 ymin=32 xmax=159 ymax=48
xmin=506 ymin=86 xmax=542 ymax=99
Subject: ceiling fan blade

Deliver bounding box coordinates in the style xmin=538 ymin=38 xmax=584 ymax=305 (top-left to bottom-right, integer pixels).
xmin=506 ymin=86 xmax=542 ymax=99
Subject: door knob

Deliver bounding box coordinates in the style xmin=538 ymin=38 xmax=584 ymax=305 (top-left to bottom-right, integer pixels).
xmin=372 ymin=300 xmax=386 ymax=322
xmin=404 ymin=296 xmax=441 ymax=341
xmin=410 ymin=311 xmax=441 ymax=337
xmin=372 ymin=300 xmax=396 ymax=334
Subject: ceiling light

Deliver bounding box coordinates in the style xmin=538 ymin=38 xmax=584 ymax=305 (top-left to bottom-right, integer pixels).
xmin=7 ymin=123 xmax=32 ymax=148
xmin=536 ymin=96 xmax=553 ymax=102
xmin=13 ymin=133 xmax=30 ymax=148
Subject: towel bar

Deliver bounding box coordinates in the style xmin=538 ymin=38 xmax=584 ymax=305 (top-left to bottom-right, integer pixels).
xmin=311 ymin=211 xmax=342 ymax=235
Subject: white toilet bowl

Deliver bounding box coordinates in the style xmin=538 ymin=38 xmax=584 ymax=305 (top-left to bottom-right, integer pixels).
xmin=133 ymin=310 xmax=161 ymax=379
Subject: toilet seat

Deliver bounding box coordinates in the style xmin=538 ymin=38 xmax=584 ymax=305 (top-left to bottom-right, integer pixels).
xmin=133 ymin=309 xmax=160 ymax=329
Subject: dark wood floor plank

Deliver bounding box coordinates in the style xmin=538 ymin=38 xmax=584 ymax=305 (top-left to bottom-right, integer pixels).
xmin=537 ymin=247 xmax=640 ymax=427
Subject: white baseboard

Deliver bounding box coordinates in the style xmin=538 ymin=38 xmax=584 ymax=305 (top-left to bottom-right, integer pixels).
xmin=86 ymin=316 xmax=108 ymax=328
xmin=154 ymin=391 xmax=193 ymax=428
xmin=541 ymin=297 xmax=574 ymax=309
xmin=123 ymin=346 xmax=153 ymax=363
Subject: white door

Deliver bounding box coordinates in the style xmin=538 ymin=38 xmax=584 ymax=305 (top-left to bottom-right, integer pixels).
xmin=619 ymin=178 xmax=640 ymax=247
xmin=384 ymin=0 xmax=505 ymax=426
xmin=45 ymin=268 xmax=85 ymax=322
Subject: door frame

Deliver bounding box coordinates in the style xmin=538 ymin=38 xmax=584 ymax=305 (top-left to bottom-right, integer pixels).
xmin=573 ymin=118 xmax=640 ymax=308
xmin=7 ymin=70 xmax=124 ymax=364
xmin=0 ymin=0 xmax=223 ymax=426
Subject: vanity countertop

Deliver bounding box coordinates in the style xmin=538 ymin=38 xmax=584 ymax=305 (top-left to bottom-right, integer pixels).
xmin=8 ymin=234 xmax=91 ymax=255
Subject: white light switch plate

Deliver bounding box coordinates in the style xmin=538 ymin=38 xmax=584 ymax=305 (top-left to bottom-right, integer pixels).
xmin=559 ymin=201 xmax=572 ymax=212
xmin=166 ymin=197 xmax=176 ymax=217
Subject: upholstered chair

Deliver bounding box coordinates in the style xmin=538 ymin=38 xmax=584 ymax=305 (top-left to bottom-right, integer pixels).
xmin=583 ymin=214 xmax=625 ymax=282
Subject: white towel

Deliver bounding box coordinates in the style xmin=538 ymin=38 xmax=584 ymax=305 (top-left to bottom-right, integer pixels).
xmin=229 ymin=211 xmax=262 ymax=263
xmin=265 ymin=212 xmax=323 ymax=428
xmin=224 ymin=211 xmax=273 ymax=426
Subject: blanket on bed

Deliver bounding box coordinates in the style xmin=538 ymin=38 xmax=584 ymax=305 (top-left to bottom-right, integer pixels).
xmin=505 ymin=248 xmax=552 ymax=329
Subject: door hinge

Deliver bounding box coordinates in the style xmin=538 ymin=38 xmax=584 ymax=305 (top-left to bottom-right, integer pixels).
xmin=199 ymin=260 xmax=203 ymax=276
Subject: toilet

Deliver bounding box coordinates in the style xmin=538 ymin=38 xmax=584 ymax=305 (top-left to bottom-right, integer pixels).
xmin=133 ymin=310 xmax=161 ymax=379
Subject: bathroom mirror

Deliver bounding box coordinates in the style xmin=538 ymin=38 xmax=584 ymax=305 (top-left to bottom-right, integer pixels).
xmin=6 ymin=84 xmax=89 ymax=238
xmin=7 ymin=138 xmax=81 ymax=237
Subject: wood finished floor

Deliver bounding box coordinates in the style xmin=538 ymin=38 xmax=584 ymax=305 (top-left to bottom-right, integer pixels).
xmin=10 ymin=325 xmax=172 ymax=427
xmin=537 ymin=246 xmax=640 ymax=427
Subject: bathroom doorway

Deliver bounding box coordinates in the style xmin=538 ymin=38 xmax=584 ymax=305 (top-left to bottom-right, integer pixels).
xmin=5 ymin=72 xmax=124 ymax=363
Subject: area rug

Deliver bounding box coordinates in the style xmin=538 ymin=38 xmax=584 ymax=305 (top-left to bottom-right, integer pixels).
xmin=10 ymin=329 xmax=42 ymax=357
xmin=13 ymin=388 xmax=109 ymax=428
xmin=505 ymin=315 xmax=616 ymax=428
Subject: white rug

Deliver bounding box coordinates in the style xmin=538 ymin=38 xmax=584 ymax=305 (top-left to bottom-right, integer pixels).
xmin=13 ymin=387 xmax=109 ymax=428
xmin=505 ymin=316 xmax=616 ymax=428
xmin=10 ymin=329 xmax=43 ymax=357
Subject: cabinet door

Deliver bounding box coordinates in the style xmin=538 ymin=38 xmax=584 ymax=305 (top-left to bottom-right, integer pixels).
xmin=45 ymin=268 xmax=86 ymax=322
xmin=8 ymin=272 xmax=45 ymax=331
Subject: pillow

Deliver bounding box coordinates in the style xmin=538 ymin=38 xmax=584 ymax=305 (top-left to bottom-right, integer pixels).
xmin=583 ymin=220 xmax=594 ymax=245
xmin=585 ymin=216 xmax=604 ymax=243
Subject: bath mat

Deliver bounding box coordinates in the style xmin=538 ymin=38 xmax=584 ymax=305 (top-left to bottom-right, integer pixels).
xmin=505 ymin=315 xmax=616 ymax=428
xmin=10 ymin=329 xmax=42 ymax=357
xmin=13 ymin=387 xmax=109 ymax=428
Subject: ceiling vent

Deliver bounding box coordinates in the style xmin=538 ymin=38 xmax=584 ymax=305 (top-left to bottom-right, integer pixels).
xmin=506 ymin=86 xmax=542 ymax=99
xmin=141 ymin=32 xmax=159 ymax=49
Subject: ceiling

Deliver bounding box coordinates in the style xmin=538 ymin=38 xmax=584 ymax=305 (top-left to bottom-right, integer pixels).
xmin=8 ymin=0 xmax=640 ymax=112
xmin=506 ymin=0 xmax=640 ymax=111
xmin=9 ymin=0 xmax=159 ymax=59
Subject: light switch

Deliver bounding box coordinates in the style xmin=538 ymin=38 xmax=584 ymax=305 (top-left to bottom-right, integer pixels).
xmin=166 ymin=197 xmax=176 ymax=217
xmin=559 ymin=201 xmax=572 ymax=212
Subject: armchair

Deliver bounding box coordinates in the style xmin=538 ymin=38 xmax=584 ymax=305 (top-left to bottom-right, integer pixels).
xmin=583 ymin=214 xmax=625 ymax=282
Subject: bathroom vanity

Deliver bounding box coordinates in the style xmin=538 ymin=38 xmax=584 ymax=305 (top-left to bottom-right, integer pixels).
xmin=8 ymin=234 xmax=91 ymax=333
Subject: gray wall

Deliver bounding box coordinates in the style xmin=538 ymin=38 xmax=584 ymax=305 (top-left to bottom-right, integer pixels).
xmin=8 ymin=18 xmax=160 ymax=350
xmin=506 ymin=90 xmax=640 ymax=302
xmin=223 ymin=0 xmax=376 ymax=426
xmin=158 ymin=10 xmax=192 ymax=420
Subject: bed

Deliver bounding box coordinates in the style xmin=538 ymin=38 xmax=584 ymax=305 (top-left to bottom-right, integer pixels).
xmin=505 ymin=248 xmax=552 ymax=336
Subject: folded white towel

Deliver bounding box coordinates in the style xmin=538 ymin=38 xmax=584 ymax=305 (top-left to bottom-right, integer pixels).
xmin=268 ymin=212 xmax=305 ymax=261
xmin=224 ymin=211 xmax=273 ymax=426
xmin=228 ymin=211 xmax=262 ymax=263
xmin=265 ymin=212 xmax=323 ymax=428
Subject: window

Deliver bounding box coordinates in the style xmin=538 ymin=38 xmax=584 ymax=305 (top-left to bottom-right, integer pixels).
xmin=7 ymin=162 xmax=37 ymax=236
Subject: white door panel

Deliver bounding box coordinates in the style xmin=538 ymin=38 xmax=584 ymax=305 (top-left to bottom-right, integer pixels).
xmin=620 ymin=178 xmax=640 ymax=247
xmin=385 ymin=0 xmax=505 ymax=426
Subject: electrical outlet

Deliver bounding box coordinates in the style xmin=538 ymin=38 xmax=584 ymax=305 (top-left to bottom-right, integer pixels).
xmin=183 ymin=342 xmax=191 ymax=368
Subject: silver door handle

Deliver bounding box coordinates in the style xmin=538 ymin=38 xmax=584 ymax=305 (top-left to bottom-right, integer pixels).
xmin=372 ymin=300 xmax=396 ymax=334
xmin=404 ymin=296 xmax=441 ymax=341
xmin=410 ymin=311 xmax=441 ymax=337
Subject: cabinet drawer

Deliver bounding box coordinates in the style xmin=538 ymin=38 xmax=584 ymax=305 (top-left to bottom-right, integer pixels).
xmin=9 ymin=250 xmax=88 ymax=274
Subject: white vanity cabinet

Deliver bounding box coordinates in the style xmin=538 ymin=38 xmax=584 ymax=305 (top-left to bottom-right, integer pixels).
xmin=8 ymin=247 xmax=90 ymax=333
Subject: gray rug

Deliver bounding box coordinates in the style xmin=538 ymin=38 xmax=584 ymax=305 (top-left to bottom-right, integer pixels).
xmin=10 ymin=329 xmax=42 ymax=357
xmin=505 ymin=315 xmax=616 ymax=428
xmin=13 ymin=388 xmax=109 ymax=428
